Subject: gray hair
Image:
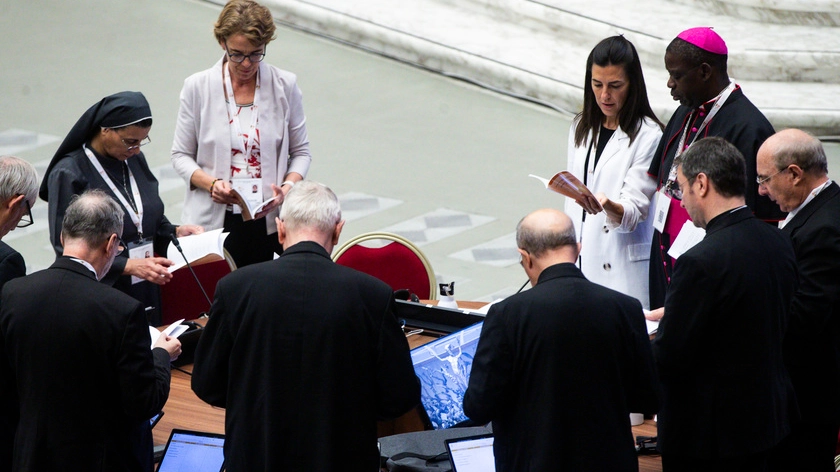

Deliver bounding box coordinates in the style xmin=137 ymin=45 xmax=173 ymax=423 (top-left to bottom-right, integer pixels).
xmin=516 ymin=216 xmax=577 ymax=258
xmin=771 ymin=130 xmax=828 ymax=176
xmin=279 ymin=181 xmax=342 ymax=234
xmin=0 ymin=156 xmax=38 ymax=204
xmin=61 ymin=189 xmax=124 ymax=248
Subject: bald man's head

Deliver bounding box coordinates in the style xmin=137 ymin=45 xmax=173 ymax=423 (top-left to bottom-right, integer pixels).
xmin=516 ymin=209 xmax=577 ymax=258
xmin=757 ymin=128 xmax=829 ymax=212
xmin=759 ymin=128 xmax=828 ymax=177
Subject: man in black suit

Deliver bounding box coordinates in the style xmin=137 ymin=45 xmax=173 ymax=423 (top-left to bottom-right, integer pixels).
xmin=463 ymin=208 xmax=659 ymax=472
xmin=0 ymin=155 xmax=39 ymax=470
xmin=653 ymin=137 xmax=798 ymax=471
xmin=0 ymin=190 xmax=181 ymax=471
xmin=0 ymin=155 xmax=38 ymax=287
xmin=757 ymin=129 xmax=840 ymax=472
xmin=191 ymin=181 xmax=420 ymax=472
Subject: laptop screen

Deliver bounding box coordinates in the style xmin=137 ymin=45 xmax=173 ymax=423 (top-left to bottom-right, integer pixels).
xmin=149 ymin=411 xmax=163 ymax=429
xmin=157 ymin=429 xmax=225 ymax=472
xmin=445 ymin=434 xmax=496 ymax=472
xmin=410 ymin=322 xmax=483 ymax=429
xmin=395 ymin=299 xmax=485 ymax=333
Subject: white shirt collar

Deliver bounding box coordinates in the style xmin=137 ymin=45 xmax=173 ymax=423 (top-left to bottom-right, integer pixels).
xmin=779 ymin=180 xmax=833 ymax=229
xmin=69 ymin=257 xmax=99 ymax=280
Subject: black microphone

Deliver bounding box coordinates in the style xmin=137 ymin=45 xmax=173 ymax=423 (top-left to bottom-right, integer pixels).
xmin=170 ymin=233 xmax=213 ymax=314
xmin=516 ymin=279 xmax=529 ymax=294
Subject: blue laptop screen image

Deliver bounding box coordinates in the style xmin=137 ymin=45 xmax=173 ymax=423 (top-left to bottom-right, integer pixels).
xmin=157 ymin=429 xmax=226 ymax=472
xmin=410 ymin=322 xmax=483 ymax=429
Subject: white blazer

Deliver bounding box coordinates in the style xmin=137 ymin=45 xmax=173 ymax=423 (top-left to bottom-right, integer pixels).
xmin=564 ymin=117 xmax=662 ymax=309
xmin=171 ymin=57 xmax=312 ymax=233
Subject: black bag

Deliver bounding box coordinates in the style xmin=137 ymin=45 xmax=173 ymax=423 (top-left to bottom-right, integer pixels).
xmin=379 ymin=425 xmax=493 ymax=472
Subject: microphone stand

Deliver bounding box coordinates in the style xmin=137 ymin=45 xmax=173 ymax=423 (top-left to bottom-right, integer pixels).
xmin=170 ymin=233 xmax=213 ymax=315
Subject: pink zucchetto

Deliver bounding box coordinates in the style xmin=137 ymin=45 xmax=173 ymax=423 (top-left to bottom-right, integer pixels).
xmin=676 ymin=27 xmax=728 ymax=55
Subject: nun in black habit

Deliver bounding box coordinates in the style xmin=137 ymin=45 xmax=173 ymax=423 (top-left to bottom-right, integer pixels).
xmin=40 ymin=91 xmax=203 ymax=324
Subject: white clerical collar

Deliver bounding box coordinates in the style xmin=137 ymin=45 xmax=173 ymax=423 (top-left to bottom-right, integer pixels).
xmin=69 ymin=257 xmax=99 ymax=280
xmin=780 ymin=179 xmax=833 ymax=229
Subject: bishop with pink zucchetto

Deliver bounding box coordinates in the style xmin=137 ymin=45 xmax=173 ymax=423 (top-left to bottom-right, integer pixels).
xmin=646 ymin=25 xmax=789 ymax=469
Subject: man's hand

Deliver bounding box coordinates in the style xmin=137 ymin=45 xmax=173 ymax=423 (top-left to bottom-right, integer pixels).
xmin=644 ymin=307 xmax=664 ymax=321
xmin=153 ymin=334 xmax=182 ymax=361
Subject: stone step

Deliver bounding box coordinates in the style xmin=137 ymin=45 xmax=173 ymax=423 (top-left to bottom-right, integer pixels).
xmin=474 ymin=0 xmax=840 ymax=84
xmin=670 ymin=0 xmax=840 ymax=26
xmin=245 ymin=0 xmax=840 ymax=135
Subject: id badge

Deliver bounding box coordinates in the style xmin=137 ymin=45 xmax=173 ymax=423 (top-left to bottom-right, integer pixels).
xmin=231 ymin=178 xmax=263 ymax=215
xmin=128 ymin=239 xmax=155 ymax=285
xmin=652 ymin=190 xmax=671 ymax=233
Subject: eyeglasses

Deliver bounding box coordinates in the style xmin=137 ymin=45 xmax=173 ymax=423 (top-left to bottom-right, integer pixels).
xmin=116 ymin=237 xmax=127 ymax=256
xmin=756 ymin=167 xmax=789 ymax=186
xmin=16 ymin=198 xmax=33 ymax=228
xmin=224 ymin=42 xmax=266 ymax=64
xmin=120 ymin=135 xmax=151 ymax=151
xmin=664 ymin=177 xmax=690 ymax=201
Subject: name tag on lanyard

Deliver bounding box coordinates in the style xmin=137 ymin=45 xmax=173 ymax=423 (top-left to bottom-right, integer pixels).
xmin=230 ymin=178 xmax=263 ymax=215
xmin=652 ymin=190 xmax=670 ymax=233
xmin=128 ymin=238 xmax=155 ymax=285
xmin=655 ymin=82 xmax=737 ymax=233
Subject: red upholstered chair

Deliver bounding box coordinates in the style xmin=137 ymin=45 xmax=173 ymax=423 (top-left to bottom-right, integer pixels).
xmin=159 ymin=251 xmax=236 ymax=325
xmin=332 ymin=232 xmax=437 ymax=300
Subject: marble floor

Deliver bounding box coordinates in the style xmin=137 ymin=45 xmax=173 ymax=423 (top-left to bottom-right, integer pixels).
xmin=2 ymin=0 xmax=839 ymax=302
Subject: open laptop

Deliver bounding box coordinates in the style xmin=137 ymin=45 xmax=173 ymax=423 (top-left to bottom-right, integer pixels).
xmin=410 ymin=321 xmax=483 ymax=429
xmin=445 ymin=434 xmax=496 ymax=472
xmin=395 ymin=299 xmax=485 ymax=334
xmin=157 ymin=429 xmax=225 ymax=472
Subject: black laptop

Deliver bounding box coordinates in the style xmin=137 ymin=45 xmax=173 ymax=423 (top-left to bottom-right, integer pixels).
xmin=395 ymin=299 xmax=484 ymax=333
xmin=445 ymin=434 xmax=496 ymax=472
xmin=157 ymin=429 xmax=225 ymax=472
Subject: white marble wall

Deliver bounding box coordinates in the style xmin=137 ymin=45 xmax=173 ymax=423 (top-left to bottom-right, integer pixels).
xmin=671 ymin=0 xmax=840 ymax=25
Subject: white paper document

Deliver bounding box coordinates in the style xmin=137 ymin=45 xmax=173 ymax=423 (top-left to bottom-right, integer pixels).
xmin=667 ymin=221 xmax=706 ymax=260
xmin=642 ymin=310 xmax=660 ymax=335
xmin=167 ymin=229 xmax=229 ymax=272
xmin=230 ymin=179 xmax=280 ymax=221
xmin=469 ymin=298 xmax=502 ymax=315
xmin=149 ymin=319 xmax=188 ymax=348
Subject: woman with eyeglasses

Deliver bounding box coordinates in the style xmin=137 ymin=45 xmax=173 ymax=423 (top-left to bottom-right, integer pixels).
xmin=171 ymin=0 xmax=312 ymax=268
xmin=564 ymin=36 xmax=663 ymax=310
xmin=40 ymin=91 xmax=204 ymax=323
